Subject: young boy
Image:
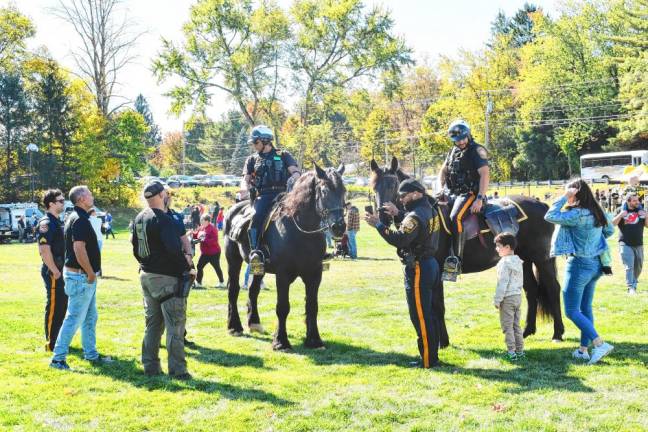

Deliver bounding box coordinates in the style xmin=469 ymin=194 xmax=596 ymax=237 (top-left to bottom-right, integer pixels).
xmin=493 ymin=232 xmax=525 ymax=361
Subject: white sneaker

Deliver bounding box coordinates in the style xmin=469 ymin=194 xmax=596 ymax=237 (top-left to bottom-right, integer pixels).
xmin=194 ymin=281 xmax=203 ymax=289
xmin=217 ymin=281 xmax=225 ymax=288
xmin=572 ymin=349 xmax=590 ymax=361
xmin=588 ymin=342 xmax=614 ymax=365
xmin=628 ymin=288 xmax=637 ymax=295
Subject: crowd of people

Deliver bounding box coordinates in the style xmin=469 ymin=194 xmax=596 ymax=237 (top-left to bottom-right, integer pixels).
xmin=32 ymin=120 xmax=645 ymax=378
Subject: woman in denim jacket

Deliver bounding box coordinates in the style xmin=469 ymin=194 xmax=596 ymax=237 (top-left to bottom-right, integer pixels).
xmin=545 ymin=179 xmax=614 ymax=365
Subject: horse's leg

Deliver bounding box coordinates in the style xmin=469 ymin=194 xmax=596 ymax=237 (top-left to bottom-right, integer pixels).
xmin=247 ymin=275 xmax=265 ymax=334
xmin=536 ymin=258 xmax=565 ymax=341
xmin=226 ymin=241 xmax=244 ymax=336
xmin=272 ymin=272 xmax=296 ymax=351
xmin=522 ymin=260 xmax=539 ymax=338
xmin=302 ymin=270 xmax=325 ymax=349
xmin=437 ymin=280 xmax=450 ymax=348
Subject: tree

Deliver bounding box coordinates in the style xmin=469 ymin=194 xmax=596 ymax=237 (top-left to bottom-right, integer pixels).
xmin=153 ymin=0 xmax=289 ymax=127
xmin=134 ymin=94 xmax=161 ymax=147
xmin=490 ymin=3 xmax=538 ymax=49
xmin=0 ymin=6 xmax=35 ymax=67
xmin=289 ymin=0 xmax=413 ymax=127
xmin=157 ymin=131 xmax=184 ymax=175
xmin=0 ymin=73 xmax=30 ymax=200
xmin=106 ymin=109 xmax=149 ymax=181
xmin=53 ymin=0 xmax=142 ymax=116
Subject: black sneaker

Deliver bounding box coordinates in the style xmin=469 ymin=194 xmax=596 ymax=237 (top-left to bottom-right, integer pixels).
xmin=87 ymin=355 xmax=114 ymax=364
xmin=49 ymin=360 xmax=71 ymax=370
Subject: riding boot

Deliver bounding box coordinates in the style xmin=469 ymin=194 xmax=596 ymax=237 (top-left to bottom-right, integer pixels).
xmin=247 ymin=228 xmax=265 ymax=276
xmin=443 ymin=231 xmax=465 ymax=282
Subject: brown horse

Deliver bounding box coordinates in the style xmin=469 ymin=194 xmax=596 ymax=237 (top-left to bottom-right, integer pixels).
xmin=370 ymin=157 xmax=564 ymax=345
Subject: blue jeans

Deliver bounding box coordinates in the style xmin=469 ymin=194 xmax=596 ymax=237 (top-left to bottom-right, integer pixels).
xmin=325 ymin=230 xmax=333 ymax=248
xmin=347 ymin=230 xmax=358 ymax=259
xmin=619 ymin=243 xmax=643 ymax=290
xmin=562 ymin=256 xmax=601 ymax=347
xmin=52 ymin=271 xmax=99 ymax=361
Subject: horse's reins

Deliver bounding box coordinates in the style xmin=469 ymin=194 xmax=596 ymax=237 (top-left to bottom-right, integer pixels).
xmin=291 ymin=206 xmax=345 ymax=235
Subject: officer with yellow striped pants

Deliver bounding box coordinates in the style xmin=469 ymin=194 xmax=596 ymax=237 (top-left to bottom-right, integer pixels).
xmin=365 ymin=178 xmax=442 ymax=368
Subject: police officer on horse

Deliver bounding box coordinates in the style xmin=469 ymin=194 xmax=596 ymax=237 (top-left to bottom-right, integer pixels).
xmin=365 ymin=178 xmax=443 ymax=368
xmin=243 ymin=125 xmax=301 ymax=275
xmin=438 ymin=119 xmax=490 ymax=280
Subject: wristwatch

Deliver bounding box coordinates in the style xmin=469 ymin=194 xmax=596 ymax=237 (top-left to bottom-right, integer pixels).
xmin=477 ymin=194 xmax=486 ymax=202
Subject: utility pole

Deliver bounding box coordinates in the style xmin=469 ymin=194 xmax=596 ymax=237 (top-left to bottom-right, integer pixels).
xmin=485 ymin=91 xmax=493 ymax=148
xmin=182 ymin=122 xmax=187 ymax=175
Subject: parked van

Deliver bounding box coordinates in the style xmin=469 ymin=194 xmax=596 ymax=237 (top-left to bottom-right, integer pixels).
xmin=0 ymin=203 xmax=44 ymax=238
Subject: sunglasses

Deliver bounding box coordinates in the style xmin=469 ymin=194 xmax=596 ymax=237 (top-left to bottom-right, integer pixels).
xmin=448 ymin=128 xmax=462 ymax=137
xmin=55 ymin=198 xmax=65 ymax=203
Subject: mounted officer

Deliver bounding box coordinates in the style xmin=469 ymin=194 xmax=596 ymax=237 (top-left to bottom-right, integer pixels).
xmin=365 ymin=178 xmax=443 ymax=368
xmin=243 ymin=125 xmax=301 ymax=275
xmin=438 ymin=119 xmax=490 ymax=280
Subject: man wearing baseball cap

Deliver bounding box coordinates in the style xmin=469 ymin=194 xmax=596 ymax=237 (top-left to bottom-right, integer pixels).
xmin=130 ymin=180 xmax=195 ymax=379
xmin=365 ymin=178 xmax=443 ymax=368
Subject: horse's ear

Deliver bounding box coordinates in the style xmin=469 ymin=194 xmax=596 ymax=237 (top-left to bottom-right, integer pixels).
xmin=389 ymin=157 xmax=399 ymax=173
xmin=337 ymin=164 xmax=345 ymax=176
xmin=370 ymin=159 xmax=380 ymax=172
xmin=314 ymin=163 xmax=327 ymax=180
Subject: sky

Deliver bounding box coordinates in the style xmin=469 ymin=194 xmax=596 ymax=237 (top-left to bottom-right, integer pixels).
xmin=6 ymin=0 xmax=559 ymax=134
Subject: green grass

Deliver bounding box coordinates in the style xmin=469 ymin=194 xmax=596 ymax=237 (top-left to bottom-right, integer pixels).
xmin=1 ymin=221 xmax=647 ymax=431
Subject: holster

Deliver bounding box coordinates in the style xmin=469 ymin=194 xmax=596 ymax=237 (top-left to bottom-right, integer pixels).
xmin=399 ymin=251 xmax=416 ymax=269
xmin=175 ymin=271 xmax=193 ymax=298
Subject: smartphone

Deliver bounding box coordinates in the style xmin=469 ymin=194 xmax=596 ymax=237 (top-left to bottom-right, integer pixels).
xmin=364 ymin=205 xmax=373 ymax=214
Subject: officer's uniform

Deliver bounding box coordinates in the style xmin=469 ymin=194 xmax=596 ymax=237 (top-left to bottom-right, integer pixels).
xmin=444 ymin=140 xmax=489 ymax=259
xmin=131 ymin=181 xmax=192 ymax=377
xmin=36 ymin=212 xmax=68 ymax=351
xmin=375 ymin=179 xmax=442 ymax=368
xmin=244 ymin=147 xmax=297 ymax=254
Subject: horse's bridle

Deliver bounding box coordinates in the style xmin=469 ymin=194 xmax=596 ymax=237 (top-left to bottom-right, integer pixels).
xmin=292 ymin=181 xmax=345 ymax=235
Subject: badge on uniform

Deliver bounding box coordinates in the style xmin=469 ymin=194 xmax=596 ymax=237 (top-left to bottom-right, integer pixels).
xmin=39 ymin=220 xmax=49 ymax=233
xmin=477 ymin=146 xmax=489 ymax=160
xmin=402 ymin=217 xmax=418 ymax=234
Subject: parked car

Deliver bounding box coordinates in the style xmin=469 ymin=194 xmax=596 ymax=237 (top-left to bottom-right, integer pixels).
xmin=192 ymin=174 xmax=211 ymax=185
xmin=222 ymin=175 xmax=241 ymax=187
xmin=342 ymin=176 xmax=357 ymax=185
xmin=0 ymin=203 xmax=44 ymax=239
xmin=167 ymin=175 xmax=198 ymax=188
xmin=354 ymin=177 xmax=369 ymax=186
xmin=0 ymin=207 xmax=12 ymax=243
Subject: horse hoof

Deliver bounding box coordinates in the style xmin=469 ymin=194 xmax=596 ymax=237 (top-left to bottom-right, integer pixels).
xmin=523 ymin=329 xmax=536 ymax=338
xmin=228 ymin=329 xmax=244 ymax=337
xmin=249 ymin=323 xmax=266 ymax=334
xmin=272 ymin=341 xmax=292 ymax=352
xmin=304 ymin=339 xmax=326 ymax=349
xmin=552 ymin=338 xmax=563 ymax=343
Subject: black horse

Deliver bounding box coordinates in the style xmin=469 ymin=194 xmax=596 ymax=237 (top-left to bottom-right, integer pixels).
xmin=370 ymin=157 xmax=564 ymax=344
xmin=223 ymin=165 xmax=347 ymax=351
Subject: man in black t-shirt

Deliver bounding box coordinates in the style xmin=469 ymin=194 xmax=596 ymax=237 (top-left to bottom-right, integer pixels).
xmin=50 ymin=186 xmax=111 ymax=371
xmin=37 ymin=189 xmax=68 ymax=352
xmin=612 ymin=193 xmax=648 ymax=295
xmin=131 ymin=180 xmax=195 ymax=380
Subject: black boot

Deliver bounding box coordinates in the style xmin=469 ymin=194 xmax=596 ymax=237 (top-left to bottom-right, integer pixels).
xmin=247 ymin=228 xmax=265 ymax=276
xmin=443 ymin=232 xmax=465 ymax=282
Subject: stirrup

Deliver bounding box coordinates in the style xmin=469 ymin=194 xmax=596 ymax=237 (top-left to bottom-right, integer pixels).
xmin=442 ymin=256 xmax=461 ymax=282
xmin=249 ymin=250 xmax=265 ymax=276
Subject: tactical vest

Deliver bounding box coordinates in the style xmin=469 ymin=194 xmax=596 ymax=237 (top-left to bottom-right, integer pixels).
xmin=253 ymin=149 xmax=289 ymax=193
xmin=447 ymin=142 xmax=481 ymax=194
xmin=403 ymin=198 xmax=440 ymax=258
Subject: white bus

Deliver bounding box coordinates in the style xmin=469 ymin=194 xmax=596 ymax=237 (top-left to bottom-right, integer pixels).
xmin=580 ymin=150 xmax=648 ymax=182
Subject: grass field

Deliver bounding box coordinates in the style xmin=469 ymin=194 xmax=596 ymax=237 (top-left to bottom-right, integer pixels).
xmin=1 ymin=218 xmax=647 ymax=431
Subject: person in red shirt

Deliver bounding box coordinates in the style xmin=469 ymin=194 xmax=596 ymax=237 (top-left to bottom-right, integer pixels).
xmin=192 ymin=214 xmax=225 ymax=288
xmin=216 ymin=208 xmax=225 ymax=231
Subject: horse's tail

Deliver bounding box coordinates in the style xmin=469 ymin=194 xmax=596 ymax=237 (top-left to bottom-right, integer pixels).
xmin=535 ymin=257 xmax=558 ymax=320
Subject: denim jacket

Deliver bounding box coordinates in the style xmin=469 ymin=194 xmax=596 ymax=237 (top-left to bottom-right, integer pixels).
xmin=544 ymin=196 xmax=614 ymax=258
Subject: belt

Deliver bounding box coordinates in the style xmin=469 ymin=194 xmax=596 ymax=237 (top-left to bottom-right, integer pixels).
xmin=64 ymin=266 xmax=86 ymax=274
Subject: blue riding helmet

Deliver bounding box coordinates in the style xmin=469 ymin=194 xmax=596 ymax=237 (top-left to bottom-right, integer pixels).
xmin=248 ymin=125 xmax=274 ymax=145
xmin=447 ymin=119 xmax=471 ymax=142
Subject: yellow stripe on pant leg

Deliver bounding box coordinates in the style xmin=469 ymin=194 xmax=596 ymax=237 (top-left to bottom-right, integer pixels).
xmin=413 ymin=262 xmax=430 ymax=368
xmin=46 ymin=276 xmax=56 ymax=351
xmin=456 ymin=194 xmax=475 ymax=233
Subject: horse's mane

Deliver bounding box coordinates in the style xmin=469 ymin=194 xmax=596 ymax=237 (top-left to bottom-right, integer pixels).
xmin=279 ymin=169 xmax=345 ymax=218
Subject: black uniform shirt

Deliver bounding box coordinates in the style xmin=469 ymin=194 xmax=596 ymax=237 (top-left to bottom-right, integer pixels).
xmin=446 ymin=142 xmax=489 ymax=193
xmin=131 ymin=207 xmax=190 ymax=277
xmin=168 ymin=209 xmax=186 ymax=237
xmin=64 ymin=206 xmax=101 ymax=273
xmin=37 ymin=212 xmax=65 ymax=269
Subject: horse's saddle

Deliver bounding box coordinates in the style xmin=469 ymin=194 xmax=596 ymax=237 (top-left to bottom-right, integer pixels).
xmin=225 ymin=197 xmax=283 ymax=244
xmin=438 ymin=198 xmax=527 ymax=241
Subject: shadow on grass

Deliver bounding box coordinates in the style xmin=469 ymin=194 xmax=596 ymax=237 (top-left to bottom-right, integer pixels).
xmin=67 ymin=349 xmax=291 ymax=405
xmin=186 ymin=342 xmax=268 ymax=369
xmin=355 ymin=257 xmax=396 ymax=262
xmin=99 ymin=275 xmax=129 ymax=281
xmin=292 ymin=340 xmax=419 ymax=367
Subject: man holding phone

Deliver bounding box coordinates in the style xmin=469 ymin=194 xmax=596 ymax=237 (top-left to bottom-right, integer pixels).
xmin=50 ymin=186 xmax=111 ymax=370
xmin=345 ymin=202 xmax=360 ymax=259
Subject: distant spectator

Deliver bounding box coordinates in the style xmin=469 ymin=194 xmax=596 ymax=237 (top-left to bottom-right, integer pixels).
xmin=216 ymin=208 xmax=225 ymax=231
xmin=191 ymin=206 xmax=201 ymax=229
xmin=104 ymin=212 xmax=115 ymax=239
xmin=17 ymin=215 xmax=26 ymax=243
xmin=192 ymin=214 xmax=224 ymax=288
xmin=211 ymin=201 xmax=221 ymax=222
xmin=612 ymin=193 xmax=647 ymax=295
xmin=345 ymin=202 xmax=360 ymax=259
xmin=493 ymin=191 xmax=500 ymax=200
xmin=88 ymin=209 xmax=103 ymax=252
